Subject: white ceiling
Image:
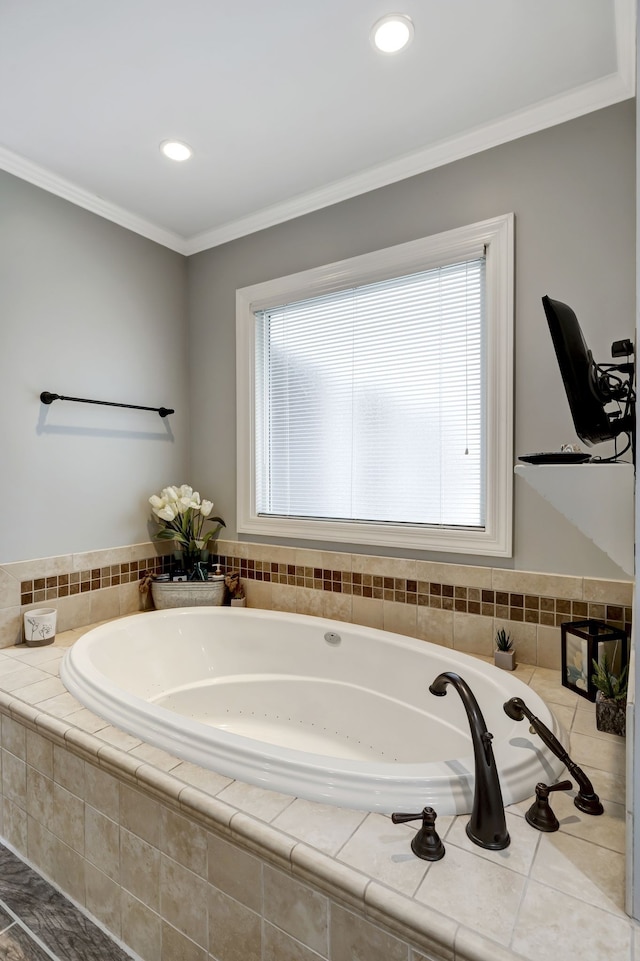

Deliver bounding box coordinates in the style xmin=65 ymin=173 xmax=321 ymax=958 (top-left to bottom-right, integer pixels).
xmin=0 ymin=0 xmax=634 ymax=255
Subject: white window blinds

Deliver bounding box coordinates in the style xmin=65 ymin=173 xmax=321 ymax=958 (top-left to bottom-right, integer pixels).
xmin=254 ymin=256 xmax=485 ymax=529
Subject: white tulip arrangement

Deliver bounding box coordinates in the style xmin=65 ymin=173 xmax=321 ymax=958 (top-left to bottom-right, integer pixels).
xmin=149 ymin=484 xmax=225 ymax=552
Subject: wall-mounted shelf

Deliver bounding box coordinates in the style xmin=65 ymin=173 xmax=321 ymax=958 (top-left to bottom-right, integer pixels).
xmin=515 ymin=463 xmax=634 ymax=575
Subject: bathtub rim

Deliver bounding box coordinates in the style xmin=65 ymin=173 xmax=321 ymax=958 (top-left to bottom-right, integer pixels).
xmin=61 ymin=607 xmax=567 ymax=814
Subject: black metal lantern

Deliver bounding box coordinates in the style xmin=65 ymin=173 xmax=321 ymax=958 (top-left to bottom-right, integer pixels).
xmin=561 ymin=619 xmax=628 ymax=701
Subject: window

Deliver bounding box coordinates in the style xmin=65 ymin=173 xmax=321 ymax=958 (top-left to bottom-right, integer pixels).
xmin=236 ymin=214 xmax=513 ymax=556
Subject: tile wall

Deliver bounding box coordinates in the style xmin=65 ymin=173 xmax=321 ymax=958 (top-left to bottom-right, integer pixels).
xmin=0 ymin=661 xmax=444 ymax=961
xmin=0 ymin=539 xmax=633 ymax=668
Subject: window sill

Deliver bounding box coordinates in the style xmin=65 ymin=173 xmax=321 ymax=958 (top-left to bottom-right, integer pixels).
xmin=237 ymin=513 xmax=512 ymax=557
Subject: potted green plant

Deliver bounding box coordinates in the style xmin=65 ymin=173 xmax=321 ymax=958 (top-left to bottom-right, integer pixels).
xmin=591 ymin=655 xmax=628 ymax=737
xmin=494 ymin=628 xmax=516 ymax=671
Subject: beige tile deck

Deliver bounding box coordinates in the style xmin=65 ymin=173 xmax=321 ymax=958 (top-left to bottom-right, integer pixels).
xmin=0 ymin=622 xmax=635 ymax=961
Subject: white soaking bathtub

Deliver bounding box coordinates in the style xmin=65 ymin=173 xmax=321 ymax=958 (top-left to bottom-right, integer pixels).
xmin=60 ymin=607 xmax=566 ymax=814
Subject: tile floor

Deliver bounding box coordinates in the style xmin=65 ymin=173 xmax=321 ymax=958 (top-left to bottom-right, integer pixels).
xmin=0 ymin=844 xmax=131 ymax=961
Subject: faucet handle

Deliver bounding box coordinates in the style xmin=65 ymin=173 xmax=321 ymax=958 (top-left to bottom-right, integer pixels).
xmin=391 ymin=811 xmax=424 ymax=824
xmin=525 ymin=779 xmax=573 ymax=832
xmin=546 ymin=779 xmax=573 ymax=793
xmin=391 ymin=806 xmax=445 ymax=861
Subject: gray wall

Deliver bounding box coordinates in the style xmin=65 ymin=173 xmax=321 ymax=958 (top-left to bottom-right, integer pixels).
xmin=1 ymin=102 xmax=633 ymax=574
xmin=0 ymin=172 xmax=190 ymax=563
xmin=188 ymin=101 xmax=635 ymax=577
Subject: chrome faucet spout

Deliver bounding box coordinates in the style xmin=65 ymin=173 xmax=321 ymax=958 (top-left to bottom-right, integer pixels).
xmin=430 ymin=671 xmax=510 ymax=850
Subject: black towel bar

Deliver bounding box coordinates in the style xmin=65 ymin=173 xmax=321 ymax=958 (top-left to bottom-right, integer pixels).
xmin=40 ymin=392 xmax=174 ymax=418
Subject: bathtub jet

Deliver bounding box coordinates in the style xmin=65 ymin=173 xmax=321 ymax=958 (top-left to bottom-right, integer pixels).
xmin=61 ymin=608 xmax=567 ymax=815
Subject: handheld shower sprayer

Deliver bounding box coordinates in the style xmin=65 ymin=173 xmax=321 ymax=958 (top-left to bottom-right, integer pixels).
xmin=503 ymin=696 xmax=603 ymax=816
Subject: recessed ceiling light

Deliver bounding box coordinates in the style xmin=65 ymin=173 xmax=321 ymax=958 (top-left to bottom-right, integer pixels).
xmin=160 ymin=140 xmax=193 ymax=162
xmin=371 ymin=14 xmax=414 ymax=53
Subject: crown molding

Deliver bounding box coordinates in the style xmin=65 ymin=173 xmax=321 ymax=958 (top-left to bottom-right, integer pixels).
xmin=185 ymin=69 xmax=635 ymax=254
xmin=0 ymin=147 xmax=189 ymax=254
xmin=1 ymin=0 xmax=634 ymax=259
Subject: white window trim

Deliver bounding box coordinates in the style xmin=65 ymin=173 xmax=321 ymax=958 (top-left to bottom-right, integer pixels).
xmin=236 ymin=213 xmax=514 ymax=556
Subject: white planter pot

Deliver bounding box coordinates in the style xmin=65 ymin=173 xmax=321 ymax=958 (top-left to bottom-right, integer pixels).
xmin=230 ymin=597 xmax=246 ymax=607
xmin=23 ymin=607 xmax=57 ymax=646
xmin=494 ymin=649 xmax=516 ymax=671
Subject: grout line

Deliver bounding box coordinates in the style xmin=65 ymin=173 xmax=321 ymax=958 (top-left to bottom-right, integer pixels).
xmin=509 ymin=871 xmax=534 ymax=954
xmin=0 ymin=897 xmax=63 ymax=961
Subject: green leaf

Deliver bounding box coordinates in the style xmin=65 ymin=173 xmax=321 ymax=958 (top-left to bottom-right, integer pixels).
xmin=495 ymin=628 xmax=513 ymax=651
xmin=202 ymin=524 xmax=224 ymax=545
xmin=591 ymin=655 xmax=628 ymax=700
xmin=155 ymin=530 xmax=188 ymax=545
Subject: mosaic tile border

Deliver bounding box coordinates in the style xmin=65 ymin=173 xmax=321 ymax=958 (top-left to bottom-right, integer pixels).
xmin=19 ymin=556 xmax=168 ymax=605
xmin=19 ymin=551 xmax=632 ymax=636
xmin=219 ymin=556 xmax=632 ymax=634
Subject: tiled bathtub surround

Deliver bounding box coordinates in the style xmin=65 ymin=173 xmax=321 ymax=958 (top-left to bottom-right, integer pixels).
xmin=19 ymin=556 xmax=167 ymax=606
xmin=0 ymin=539 xmax=632 ymax=667
xmin=217 ymin=554 xmax=632 ymax=631
xmin=0 ymin=628 xmax=634 ymax=961
xmin=0 ymin=545 xmax=169 ymax=648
